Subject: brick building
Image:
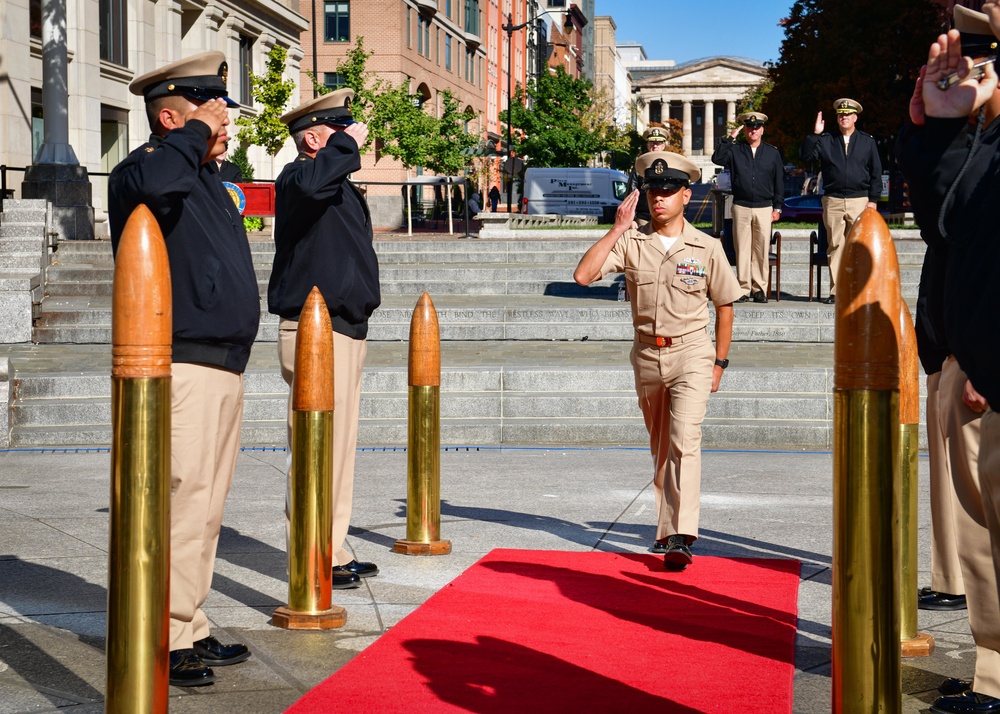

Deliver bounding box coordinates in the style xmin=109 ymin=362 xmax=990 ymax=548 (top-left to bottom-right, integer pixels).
xmin=300 ymin=0 xmax=527 ymax=227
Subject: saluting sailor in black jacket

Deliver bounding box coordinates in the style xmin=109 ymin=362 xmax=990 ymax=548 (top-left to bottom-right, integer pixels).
xmin=108 ymin=51 xmax=260 ymax=688
xmin=799 ymin=98 xmax=882 ymax=304
xmin=269 ymin=88 xmax=382 ymax=591
xmin=711 ymin=111 xmax=784 ymax=303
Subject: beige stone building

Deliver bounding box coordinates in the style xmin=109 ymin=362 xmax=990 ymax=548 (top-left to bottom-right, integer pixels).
xmin=630 ymin=55 xmax=769 ymax=177
xmin=0 ymin=0 xmax=308 ymax=234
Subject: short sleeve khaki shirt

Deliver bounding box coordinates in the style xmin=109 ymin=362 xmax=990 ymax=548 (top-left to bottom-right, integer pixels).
xmin=599 ymin=220 xmax=741 ymax=338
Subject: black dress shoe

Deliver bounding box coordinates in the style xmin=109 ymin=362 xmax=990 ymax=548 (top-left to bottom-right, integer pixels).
xmin=821 ymin=294 xmax=836 ymax=305
xmin=192 ymin=635 xmax=251 ymax=666
xmin=931 ymin=691 xmax=1000 ymax=713
xmin=752 ymin=290 xmax=768 ymax=303
xmin=650 ymin=541 xmax=667 ymax=554
xmin=939 ymin=678 xmax=974 ymax=696
xmin=169 ymin=649 xmax=214 ymax=687
xmin=339 ymin=559 xmax=379 ymax=578
xmin=332 ymin=569 xmax=362 ymax=589
xmin=919 ymin=590 xmax=967 ymax=611
xmin=663 ymin=535 xmax=693 ymax=572
xmin=737 ymin=294 xmax=750 ymax=303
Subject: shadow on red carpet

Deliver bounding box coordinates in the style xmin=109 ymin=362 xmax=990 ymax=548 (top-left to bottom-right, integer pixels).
xmin=288 ymin=549 xmax=800 ymax=713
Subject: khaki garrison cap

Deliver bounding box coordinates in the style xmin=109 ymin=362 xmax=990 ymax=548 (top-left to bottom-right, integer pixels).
xmin=954 ymin=5 xmax=999 ymax=58
xmin=643 ymin=125 xmax=669 ymax=143
xmin=737 ymin=111 xmax=768 ymax=127
xmin=635 ymin=151 xmax=701 ymax=190
xmin=281 ymin=88 xmax=356 ymax=133
xmin=129 ymin=51 xmax=238 ymax=107
xmin=834 ymin=98 xmax=863 ymax=114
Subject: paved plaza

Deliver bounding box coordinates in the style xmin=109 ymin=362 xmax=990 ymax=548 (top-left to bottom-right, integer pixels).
xmin=0 ymin=444 xmax=981 ymax=712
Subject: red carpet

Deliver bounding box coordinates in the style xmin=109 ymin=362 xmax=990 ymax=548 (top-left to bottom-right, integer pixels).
xmin=288 ymin=549 xmax=800 ymax=713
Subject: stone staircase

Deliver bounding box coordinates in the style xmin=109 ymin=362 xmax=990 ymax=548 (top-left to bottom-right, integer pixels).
xmin=0 ymin=199 xmax=50 ymax=343
xmin=6 ymin=227 xmax=928 ymax=450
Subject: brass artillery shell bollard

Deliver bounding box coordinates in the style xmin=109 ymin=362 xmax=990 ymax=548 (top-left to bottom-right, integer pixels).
xmin=395 ymin=292 xmax=451 ymax=556
xmin=832 ymin=208 xmax=903 ymax=713
xmin=898 ymin=300 xmax=934 ymax=658
xmin=106 ymin=205 xmax=172 ymax=714
xmin=273 ymin=287 xmax=346 ymax=630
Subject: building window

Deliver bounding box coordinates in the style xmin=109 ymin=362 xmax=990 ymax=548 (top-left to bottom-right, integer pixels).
xmin=239 ymin=35 xmax=254 ymax=106
xmin=324 ymin=72 xmax=345 ymax=91
xmin=31 ymin=88 xmax=43 ymax=161
xmin=466 ymin=49 xmax=475 ymax=84
xmin=418 ymin=16 xmax=431 ymax=57
xmin=446 ymin=0 xmax=452 ymax=18
xmin=464 ymin=0 xmax=479 ymax=36
xmin=435 ymin=27 xmax=440 ymax=64
xmin=407 ymin=9 xmax=411 ymax=48
xmin=324 ymin=1 xmax=350 ymax=42
xmin=445 ymin=34 xmax=452 ymax=71
xmin=30 ymin=0 xmax=41 ymax=38
xmin=548 ymin=0 xmax=566 ymax=6
xmin=99 ymin=0 xmax=128 ymax=66
xmin=649 ymin=101 xmax=662 ymax=124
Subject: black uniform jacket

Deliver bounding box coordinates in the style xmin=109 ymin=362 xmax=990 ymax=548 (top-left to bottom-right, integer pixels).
xmin=268 ymin=132 xmax=381 ymax=339
xmin=897 ymin=115 xmax=1000 ymax=407
xmin=711 ymin=138 xmax=784 ymax=209
xmin=108 ymin=122 xmax=261 ymax=373
xmin=800 ymin=130 xmax=883 ymax=201
xmin=625 ymin=167 xmax=651 ymax=223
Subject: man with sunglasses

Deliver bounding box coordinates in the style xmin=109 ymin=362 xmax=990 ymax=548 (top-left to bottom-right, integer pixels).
xmin=574 ymin=152 xmax=740 ymax=570
xmin=711 ymin=112 xmax=784 ymax=303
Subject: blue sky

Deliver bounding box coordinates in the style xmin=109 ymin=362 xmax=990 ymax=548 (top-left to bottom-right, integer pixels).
xmin=594 ymin=0 xmax=796 ymax=66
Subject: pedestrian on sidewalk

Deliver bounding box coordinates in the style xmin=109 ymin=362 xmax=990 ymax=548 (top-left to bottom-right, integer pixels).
xmin=711 ymin=111 xmax=784 ymax=303
xmin=108 ymin=51 xmax=260 ymax=688
xmin=489 ymin=185 xmax=501 ymax=212
xmin=573 ymin=151 xmax=740 ymax=572
xmin=799 ymin=97 xmax=882 ymax=304
xmin=269 ymin=88 xmax=382 ymax=591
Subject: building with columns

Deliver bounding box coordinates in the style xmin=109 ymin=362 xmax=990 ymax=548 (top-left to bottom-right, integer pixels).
xmin=628 ymin=54 xmax=768 ymax=178
xmin=0 ymin=0 xmax=308 ymax=235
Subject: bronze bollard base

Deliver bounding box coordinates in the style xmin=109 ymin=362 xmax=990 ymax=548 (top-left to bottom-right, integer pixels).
xmin=393 ymin=538 xmax=452 ymax=556
xmin=901 ymin=632 xmax=935 ymax=658
xmin=271 ymin=605 xmax=347 ymax=630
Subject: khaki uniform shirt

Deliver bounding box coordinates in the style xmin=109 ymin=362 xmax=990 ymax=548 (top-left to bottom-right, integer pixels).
xmin=599 ymin=220 xmax=741 ymax=338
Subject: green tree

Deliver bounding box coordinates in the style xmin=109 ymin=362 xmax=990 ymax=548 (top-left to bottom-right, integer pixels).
xmin=507 ymin=66 xmax=602 ymax=167
xmin=423 ymin=90 xmax=478 ymax=175
xmin=762 ymin=0 xmax=945 ymax=159
xmin=235 ymin=45 xmax=296 ymax=156
xmin=228 ymin=145 xmax=254 ymax=180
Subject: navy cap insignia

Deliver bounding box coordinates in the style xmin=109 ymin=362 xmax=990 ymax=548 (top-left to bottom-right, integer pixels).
xmin=219 ymin=62 xmax=228 ymax=87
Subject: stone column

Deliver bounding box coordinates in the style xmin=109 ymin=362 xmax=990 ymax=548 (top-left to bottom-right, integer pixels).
xmin=22 ymin=0 xmax=94 ymax=240
xmin=727 ymin=100 xmax=736 ymax=125
xmin=682 ymin=100 xmax=692 ymax=155
xmin=704 ymin=100 xmax=715 ymax=153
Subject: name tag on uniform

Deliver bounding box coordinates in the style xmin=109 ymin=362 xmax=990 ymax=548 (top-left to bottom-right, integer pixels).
xmin=676 ymin=258 xmax=706 ymax=278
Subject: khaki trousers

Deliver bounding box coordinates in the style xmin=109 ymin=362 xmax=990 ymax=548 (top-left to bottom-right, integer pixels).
xmin=939 ymin=357 xmax=1000 ymax=697
xmin=927 ymin=370 xmax=965 ymax=595
xmin=631 ymin=332 xmax=715 ymax=542
xmin=169 ymin=363 xmax=245 ymax=651
xmin=730 ymin=204 xmax=771 ymax=295
xmin=821 ymin=195 xmax=868 ymax=296
xmin=279 ymin=318 xmax=367 ymax=566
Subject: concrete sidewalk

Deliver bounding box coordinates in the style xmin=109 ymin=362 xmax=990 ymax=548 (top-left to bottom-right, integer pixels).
xmin=0 ymin=446 xmax=973 ymax=712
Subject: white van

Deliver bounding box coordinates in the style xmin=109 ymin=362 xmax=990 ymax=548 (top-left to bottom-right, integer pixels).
xmin=522 ymin=167 xmax=629 ymax=218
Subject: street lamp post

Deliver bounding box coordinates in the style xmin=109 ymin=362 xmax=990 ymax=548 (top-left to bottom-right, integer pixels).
xmin=502 ymin=9 xmax=558 ymax=213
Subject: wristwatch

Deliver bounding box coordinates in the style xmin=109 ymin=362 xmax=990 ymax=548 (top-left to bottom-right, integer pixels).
xmin=715 ymin=358 xmax=730 ymax=369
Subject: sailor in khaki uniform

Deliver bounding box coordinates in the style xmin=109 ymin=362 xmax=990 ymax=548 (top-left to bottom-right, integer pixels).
xmin=575 ymin=151 xmax=741 ymax=571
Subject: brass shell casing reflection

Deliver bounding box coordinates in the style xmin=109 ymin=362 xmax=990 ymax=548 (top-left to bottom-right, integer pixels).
xmin=406 ymin=385 xmax=442 ymax=543
xmin=106 ymin=377 xmax=171 ymax=714
xmin=287 ymin=411 xmax=334 ymax=614
xmin=898 ymin=423 xmax=921 ymax=643
xmin=832 ymin=390 xmax=901 ymax=714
